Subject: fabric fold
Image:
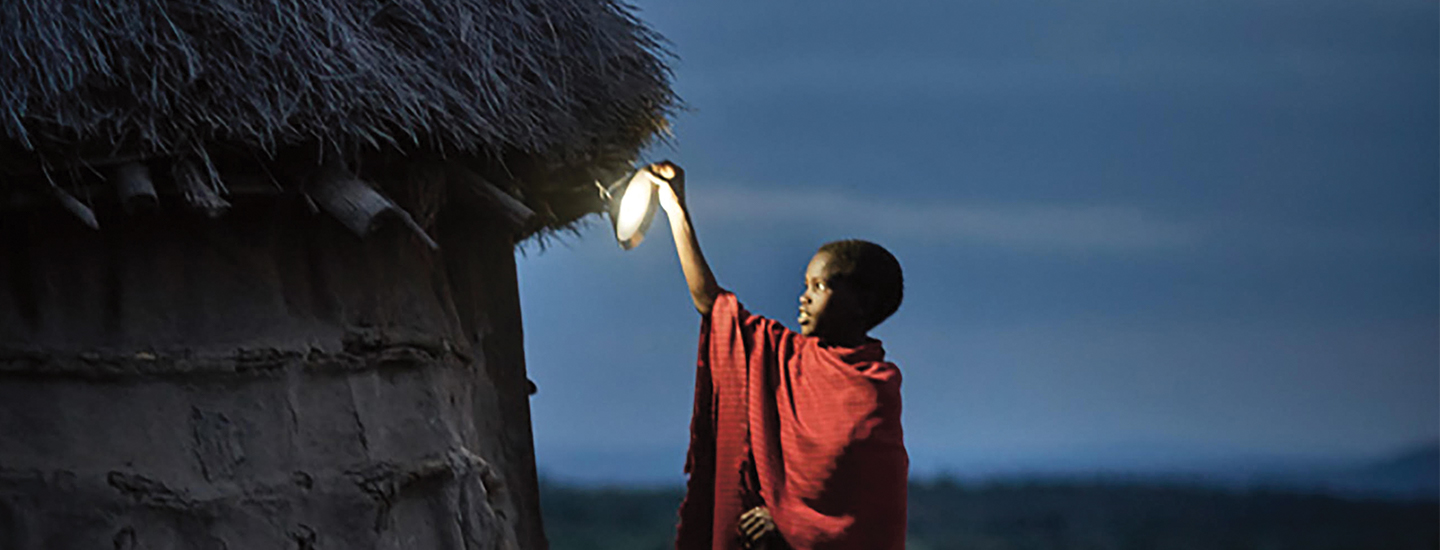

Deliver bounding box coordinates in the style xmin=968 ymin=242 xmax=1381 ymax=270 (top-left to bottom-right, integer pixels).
xmin=677 ymin=291 xmax=907 ymax=550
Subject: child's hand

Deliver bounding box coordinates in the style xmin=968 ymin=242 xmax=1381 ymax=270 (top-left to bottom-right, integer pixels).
xmin=738 ymin=505 xmax=777 ymax=547
xmin=646 ymin=160 xmax=685 ymax=214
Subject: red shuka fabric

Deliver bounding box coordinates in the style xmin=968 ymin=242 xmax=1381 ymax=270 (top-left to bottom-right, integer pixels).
xmin=676 ymin=292 xmax=907 ymax=550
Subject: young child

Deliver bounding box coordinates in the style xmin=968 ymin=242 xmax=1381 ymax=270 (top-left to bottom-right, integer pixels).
xmin=646 ymin=161 xmax=908 ymax=550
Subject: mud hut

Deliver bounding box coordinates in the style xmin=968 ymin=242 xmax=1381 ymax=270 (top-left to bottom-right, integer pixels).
xmin=0 ymin=1 xmax=673 ymax=548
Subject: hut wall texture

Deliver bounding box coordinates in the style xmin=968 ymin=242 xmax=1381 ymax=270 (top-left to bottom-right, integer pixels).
xmin=0 ymin=201 xmax=544 ymax=549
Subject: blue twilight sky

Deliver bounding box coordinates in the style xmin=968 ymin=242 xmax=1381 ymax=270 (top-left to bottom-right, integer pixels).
xmin=518 ymin=0 xmax=1438 ymax=484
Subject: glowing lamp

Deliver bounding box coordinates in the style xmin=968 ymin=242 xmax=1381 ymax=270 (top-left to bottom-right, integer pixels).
xmin=600 ymin=168 xmax=666 ymax=250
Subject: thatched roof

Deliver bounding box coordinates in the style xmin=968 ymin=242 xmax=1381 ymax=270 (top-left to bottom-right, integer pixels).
xmin=0 ymin=0 xmax=675 ymax=235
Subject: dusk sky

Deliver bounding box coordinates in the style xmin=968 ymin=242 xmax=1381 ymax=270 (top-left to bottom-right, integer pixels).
xmin=518 ymin=0 xmax=1438 ymax=484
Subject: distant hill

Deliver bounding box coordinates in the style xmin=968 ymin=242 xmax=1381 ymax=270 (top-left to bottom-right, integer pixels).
xmin=537 ymin=441 xmax=1440 ymax=500
xmin=981 ymin=442 xmax=1440 ymax=501
xmin=1289 ymin=442 xmax=1439 ymax=500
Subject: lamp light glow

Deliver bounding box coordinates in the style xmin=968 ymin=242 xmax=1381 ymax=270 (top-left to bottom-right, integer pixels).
xmin=615 ymin=171 xmax=657 ymax=242
xmin=601 ymin=168 xmax=662 ymax=250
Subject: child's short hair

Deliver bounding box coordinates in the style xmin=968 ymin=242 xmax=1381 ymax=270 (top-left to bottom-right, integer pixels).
xmin=817 ymin=239 xmax=904 ymax=330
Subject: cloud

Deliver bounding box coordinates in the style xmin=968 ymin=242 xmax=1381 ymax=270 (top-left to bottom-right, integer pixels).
xmin=693 ymin=185 xmax=1203 ymax=252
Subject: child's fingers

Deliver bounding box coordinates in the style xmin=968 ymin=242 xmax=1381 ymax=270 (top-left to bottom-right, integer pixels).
xmin=743 ymin=524 xmax=766 ymax=541
xmin=741 ymin=519 xmax=770 ymax=539
xmin=740 ymin=514 xmax=759 ymax=531
xmin=738 ymin=505 xmax=774 ymax=541
xmin=743 ymin=521 xmax=766 ymax=538
xmin=647 ymin=160 xmax=683 ymax=183
xmin=743 ymin=522 xmax=766 ymax=541
xmin=741 ymin=517 xmax=768 ymax=534
xmin=647 ymin=161 xmax=685 ymax=201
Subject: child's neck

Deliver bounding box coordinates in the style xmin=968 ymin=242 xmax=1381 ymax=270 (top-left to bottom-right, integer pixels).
xmin=818 ymin=332 xmax=868 ymax=348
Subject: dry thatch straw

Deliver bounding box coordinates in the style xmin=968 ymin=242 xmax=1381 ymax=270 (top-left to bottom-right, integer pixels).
xmin=0 ymin=0 xmax=675 ymax=225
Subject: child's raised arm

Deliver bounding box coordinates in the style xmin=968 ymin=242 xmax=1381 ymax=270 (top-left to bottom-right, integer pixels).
xmin=649 ymin=161 xmax=721 ymax=315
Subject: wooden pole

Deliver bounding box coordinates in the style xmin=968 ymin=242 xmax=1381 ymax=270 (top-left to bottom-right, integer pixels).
xmin=449 ymin=166 xmax=537 ymax=232
xmin=113 ymin=162 xmax=158 ymax=214
xmin=309 ymin=165 xmax=439 ymax=249
xmin=172 ymin=159 xmax=231 ymax=217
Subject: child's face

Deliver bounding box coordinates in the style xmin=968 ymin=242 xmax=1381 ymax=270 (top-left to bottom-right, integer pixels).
xmin=798 ymin=252 xmax=867 ymax=340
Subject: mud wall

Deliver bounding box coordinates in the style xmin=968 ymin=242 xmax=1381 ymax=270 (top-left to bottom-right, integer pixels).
xmin=0 ymin=201 xmax=545 ymax=549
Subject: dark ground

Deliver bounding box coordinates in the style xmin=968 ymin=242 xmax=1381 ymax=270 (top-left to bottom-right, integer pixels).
xmin=541 ymin=478 xmax=1439 ymax=550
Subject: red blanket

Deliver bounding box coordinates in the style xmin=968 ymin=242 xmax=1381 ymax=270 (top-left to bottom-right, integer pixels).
xmin=676 ymin=292 xmax=907 ymax=550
